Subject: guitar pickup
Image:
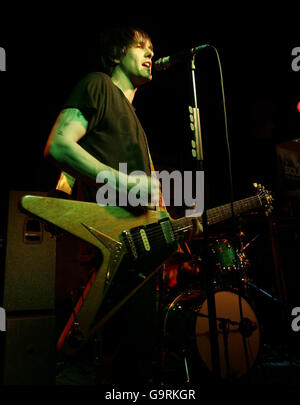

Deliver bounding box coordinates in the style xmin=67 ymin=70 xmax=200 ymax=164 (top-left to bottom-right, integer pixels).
xmin=159 ymin=218 xmax=175 ymax=244
xmin=122 ymin=230 xmax=138 ymax=260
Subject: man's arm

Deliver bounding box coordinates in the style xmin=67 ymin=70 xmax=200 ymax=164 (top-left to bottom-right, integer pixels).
xmin=44 ymin=108 xmax=115 ymax=185
xmin=44 ymin=108 xmax=160 ymax=197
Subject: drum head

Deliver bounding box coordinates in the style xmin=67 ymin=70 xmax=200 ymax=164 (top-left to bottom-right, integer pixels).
xmin=195 ymin=290 xmax=260 ymax=378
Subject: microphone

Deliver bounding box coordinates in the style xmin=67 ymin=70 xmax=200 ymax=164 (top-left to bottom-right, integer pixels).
xmin=154 ymin=44 xmax=210 ymax=71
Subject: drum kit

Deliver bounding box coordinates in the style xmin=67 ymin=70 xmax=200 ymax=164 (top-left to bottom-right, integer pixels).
xmin=160 ymin=232 xmax=265 ymax=381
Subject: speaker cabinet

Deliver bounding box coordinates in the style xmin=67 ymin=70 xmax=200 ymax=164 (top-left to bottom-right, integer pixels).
xmin=3 ymin=190 xmax=56 ymax=311
xmin=3 ymin=314 xmax=56 ymax=385
xmin=1 ymin=190 xmax=56 ymax=385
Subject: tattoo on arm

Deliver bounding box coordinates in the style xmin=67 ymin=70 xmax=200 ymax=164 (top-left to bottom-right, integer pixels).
xmin=56 ymin=108 xmax=89 ymax=136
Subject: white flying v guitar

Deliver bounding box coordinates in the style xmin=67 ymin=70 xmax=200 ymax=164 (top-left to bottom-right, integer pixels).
xmin=20 ymin=183 xmax=273 ymax=356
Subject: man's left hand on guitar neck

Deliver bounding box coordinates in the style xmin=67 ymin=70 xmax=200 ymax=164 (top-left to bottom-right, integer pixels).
xmin=190 ymin=217 xmax=203 ymax=239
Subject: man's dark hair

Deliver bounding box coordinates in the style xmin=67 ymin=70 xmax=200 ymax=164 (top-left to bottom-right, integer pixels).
xmin=99 ymin=26 xmax=152 ymax=76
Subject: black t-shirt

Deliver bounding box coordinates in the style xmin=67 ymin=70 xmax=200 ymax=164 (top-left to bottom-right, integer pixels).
xmin=62 ymin=72 xmax=152 ymax=202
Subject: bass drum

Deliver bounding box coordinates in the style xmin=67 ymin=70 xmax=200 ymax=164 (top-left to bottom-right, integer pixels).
xmin=163 ymin=290 xmax=260 ymax=379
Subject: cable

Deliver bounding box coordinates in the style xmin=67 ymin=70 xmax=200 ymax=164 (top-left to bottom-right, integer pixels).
xmin=210 ymin=46 xmax=234 ymax=219
xmin=210 ymin=45 xmax=251 ymax=375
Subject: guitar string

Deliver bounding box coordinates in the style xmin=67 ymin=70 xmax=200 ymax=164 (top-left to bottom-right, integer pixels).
xmin=158 ymin=195 xmax=261 ymax=237
xmin=129 ymin=195 xmax=262 ymax=243
xmin=129 ymin=202 xmax=256 ymax=248
xmin=127 ymin=194 xmax=264 ymax=250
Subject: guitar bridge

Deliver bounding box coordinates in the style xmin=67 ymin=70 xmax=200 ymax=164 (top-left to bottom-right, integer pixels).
xmin=122 ymin=230 xmax=138 ymax=260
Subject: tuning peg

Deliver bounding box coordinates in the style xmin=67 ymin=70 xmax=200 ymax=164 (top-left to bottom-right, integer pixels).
xmin=253 ymin=182 xmax=258 ymax=188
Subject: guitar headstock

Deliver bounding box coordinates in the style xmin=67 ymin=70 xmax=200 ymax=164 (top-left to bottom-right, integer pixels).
xmin=253 ymin=183 xmax=274 ymax=216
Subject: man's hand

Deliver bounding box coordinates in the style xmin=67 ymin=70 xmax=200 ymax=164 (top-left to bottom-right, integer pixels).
xmin=127 ymin=173 xmax=161 ymax=207
xmin=189 ymin=217 xmax=203 ymax=240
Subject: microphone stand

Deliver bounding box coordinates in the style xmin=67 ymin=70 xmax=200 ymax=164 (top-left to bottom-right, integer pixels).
xmin=188 ymin=52 xmax=221 ymax=380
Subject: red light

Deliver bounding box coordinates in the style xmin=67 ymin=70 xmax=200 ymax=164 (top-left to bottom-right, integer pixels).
xmin=297 ymin=102 xmax=300 ymax=113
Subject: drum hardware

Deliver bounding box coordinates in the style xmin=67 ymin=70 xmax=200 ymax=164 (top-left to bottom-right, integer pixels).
xmin=237 ymin=285 xmax=250 ymax=373
xmin=218 ymin=317 xmax=231 ymax=378
xmin=194 ymin=308 xmax=258 ymax=379
xmin=159 ymin=232 xmax=269 ymax=382
xmin=183 ymin=350 xmax=191 ymax=383
xmin=241 ymin=278 xmax=281 ymax=304
xmin=208 ymin=232 xmax=261 ymax=291
xmin=242 ymin=277 xmax=299 ymax=370
xmin=194 ymin=310 xmax=258 ymax=338
xmin=163 ymin=232 xmax=258 ymax=292
xmin=212 ymin=232 xmax=254 ymax=375
xmin=163 ymin=289 xmax=260 ymax=380
xmin=240 ymin=233 xmax=260 ymax=253
xmin=210 ymin=238 xmax=249 ymax=272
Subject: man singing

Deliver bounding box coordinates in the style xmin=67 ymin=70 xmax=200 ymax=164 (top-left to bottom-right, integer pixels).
xmin=44 ymin=26 xmax=201 ymax=384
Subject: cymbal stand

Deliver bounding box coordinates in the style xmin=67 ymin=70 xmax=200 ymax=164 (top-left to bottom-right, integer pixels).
xmin=182 ymin=349 xmax=191 ymax=383
xmin=231 ymin=230 xmax=251 ymax=374
xmin=218 ymin=318 xmax=232 ymax=379
xmin=242 ymin=279 xmax=281 ymax=304
xmin=156 ymin=265 xmax=168 ymax=385
xmin=195 ymin=310 xmax=248 ymax=380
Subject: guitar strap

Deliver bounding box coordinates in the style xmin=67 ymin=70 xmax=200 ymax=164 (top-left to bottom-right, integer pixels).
xmin=143 ymin=133 xmax=166 ymax=212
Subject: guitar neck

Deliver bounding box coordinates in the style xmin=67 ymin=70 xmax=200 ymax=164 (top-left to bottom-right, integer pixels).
xmin=206 ymin=195 xmax=262 ymax=225
xmin=171 ymin=194 xmax=262 ymax=237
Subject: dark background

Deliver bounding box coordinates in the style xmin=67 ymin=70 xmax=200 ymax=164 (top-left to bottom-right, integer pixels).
xmin=1 ymin=11 xmax=299 ymax=284
xmin=1 ymin=16 xmax=299 ymax=208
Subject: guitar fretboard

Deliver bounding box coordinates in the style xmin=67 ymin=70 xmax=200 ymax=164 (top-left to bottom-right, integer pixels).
xmin=171 ymin=194 xmax=262 ymax=238
xmin=206 ymin=195 xmax=261 ymax=225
